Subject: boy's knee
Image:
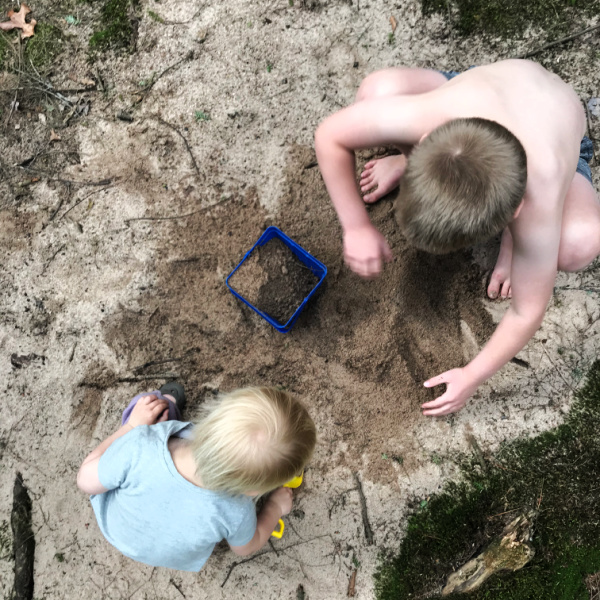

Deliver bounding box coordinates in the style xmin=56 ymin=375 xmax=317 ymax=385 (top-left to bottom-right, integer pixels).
xmin=356 ymin=71 xmax=395 ymax=102
xmin=559 ymin=223 xmax=600 ymax=271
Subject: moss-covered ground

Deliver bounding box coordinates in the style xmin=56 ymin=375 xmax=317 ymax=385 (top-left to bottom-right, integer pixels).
xmin=375 ymin=361 xmax=600 ymax=599
xmin=89 ymin=0 xmax=139 ymax=51
xmin=420 ymin=0 xmax=600 ymax=36
xmin=24 ymin=23 xmax=64 ymax=69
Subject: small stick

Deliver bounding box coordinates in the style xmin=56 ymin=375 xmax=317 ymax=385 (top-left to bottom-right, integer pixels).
xmin=348 ymin=569 xmax=357 ymax=597
xmin=117 ymin=373 xmax=179 ymax=382
xmin=140 ymin=51 xmax=195 ymax=95
xmin=41 ymin=244 xmax=66 ymax=274
xmin=58 ymin=184 xmax=115 ymax=220
xmin=220 ymin=550 xmax=270 ymax=587
xmin=465 ymin=433 xmax=488 ymax=474
xmin=515 ymin=22 xmax=600 ymax=59
xmin=125 ymin=196 xmax=230 ymax=224
xmin=353 ymin=473 xmax=374 ymax=545
xmin=169 ymin=579 xmax=186 ymax=598
xmin=155 ymin=117 xmax=200 ymax=177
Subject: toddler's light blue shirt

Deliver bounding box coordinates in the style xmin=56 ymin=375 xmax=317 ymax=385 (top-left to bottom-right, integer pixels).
xmin=90 ymin=421 xmax=257 ymax=571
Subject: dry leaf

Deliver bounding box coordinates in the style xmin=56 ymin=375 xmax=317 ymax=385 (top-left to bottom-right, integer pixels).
xmin=389 ymin=15 xmax=397 ymax=32
xmin=0 ymin=5 xmax=37 ymax=38
xmin=50 ymin=130 xmax=61 ymax=142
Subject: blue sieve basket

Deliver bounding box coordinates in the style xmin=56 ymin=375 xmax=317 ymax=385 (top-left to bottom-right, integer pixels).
xmin=226 ymin=226 xmax=327 ymax=333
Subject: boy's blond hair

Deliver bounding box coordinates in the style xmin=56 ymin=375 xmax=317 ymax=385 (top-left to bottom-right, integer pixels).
xmin=396 ymin=118 xmax=527 ymax=254
xmin=191 ymin=387 xmax=316 ymax=496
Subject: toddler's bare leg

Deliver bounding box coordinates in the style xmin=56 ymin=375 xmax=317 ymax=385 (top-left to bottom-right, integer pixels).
xmin=357 ymin=68 xmax=448 ymax=203
xmin=488 ymin=228 xmax=514 ymax=299
xmin=557 ymin=173 xmax=600 ymax=272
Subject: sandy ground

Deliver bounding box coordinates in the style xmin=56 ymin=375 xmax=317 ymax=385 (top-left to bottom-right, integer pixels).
xmin=1 ymin=0 xmax=599 ymax=598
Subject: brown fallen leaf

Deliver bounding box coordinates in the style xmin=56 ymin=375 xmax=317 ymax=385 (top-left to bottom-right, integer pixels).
xmin=50 ymin=130 xmax=61 ymax=142
xmin=390 ymin=15 xmax=397 ymax=32
xmin=0 ymin=4 xmax=36 ymax=38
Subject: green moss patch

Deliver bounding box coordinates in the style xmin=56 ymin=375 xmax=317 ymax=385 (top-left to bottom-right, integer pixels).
xmin=420 ymin=0 xmax=600 ymax=37
xmin=24 ymin=23 xmax=64 ymax=69
xmin=89 ymin=0 xmax=139 ymax=52
xmin=0 ymin=33 xmax=9 ymax=70
xmin=375 ymin=361 xmax=600 ymax=599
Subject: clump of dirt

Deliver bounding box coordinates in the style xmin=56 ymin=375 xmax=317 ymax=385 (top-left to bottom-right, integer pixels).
xmin=103 ymin=144 xmax=495 ymax=485
xmin=229 ymin=237 xmax=320 ymax=325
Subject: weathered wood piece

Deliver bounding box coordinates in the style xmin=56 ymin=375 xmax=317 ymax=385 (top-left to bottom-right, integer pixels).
xmin=442 ymin=511 xmax=536 ymax=595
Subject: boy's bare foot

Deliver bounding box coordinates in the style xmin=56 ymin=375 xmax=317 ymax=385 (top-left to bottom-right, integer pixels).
xmin=488 ymin=228 xmax=513 ymax=299
xmin=360 ymin=155 xmax=407 ymax=204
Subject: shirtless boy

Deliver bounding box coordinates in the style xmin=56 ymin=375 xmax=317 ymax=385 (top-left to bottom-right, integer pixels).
xmin=315 ymin=60 xmax=600 ymax=416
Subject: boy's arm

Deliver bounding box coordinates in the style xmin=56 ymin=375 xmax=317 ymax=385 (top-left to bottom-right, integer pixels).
xmin=315 ymin=96 xmax=427 ymax=277
xmin=229 ymin=488 xmax=293 ymax=557
xmin=76 ymin=395 xmax=169 ymax=494
xmin=422 ymin=194 xmax=562 ymax=415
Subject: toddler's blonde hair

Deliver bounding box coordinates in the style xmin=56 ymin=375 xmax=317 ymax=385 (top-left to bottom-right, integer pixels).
xmin=191 ymin=387 xmax=316 ymax=496
xmin=396 ymin=118 xmax=527 ymax=254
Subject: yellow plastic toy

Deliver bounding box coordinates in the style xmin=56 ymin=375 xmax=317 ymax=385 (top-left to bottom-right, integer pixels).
xmin=271 ymin=472 xmax=303 ymax=539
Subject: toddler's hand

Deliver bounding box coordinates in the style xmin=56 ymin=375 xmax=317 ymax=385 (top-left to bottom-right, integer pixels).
xmin=343 ymin=225 xmax=392 ymax=278
xmin=128 ymin=394 xmax=169 ymax=428
xmin=269 ymin=487 xmax=293 ymax=517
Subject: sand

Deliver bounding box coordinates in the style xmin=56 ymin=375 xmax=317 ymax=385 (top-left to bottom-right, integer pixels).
xmin=0 ymin=0 xmax=599 ymax=598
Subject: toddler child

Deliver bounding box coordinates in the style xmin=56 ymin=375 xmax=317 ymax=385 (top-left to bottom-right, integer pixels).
xmin=77 ymin=384 xmax=316 ymax=571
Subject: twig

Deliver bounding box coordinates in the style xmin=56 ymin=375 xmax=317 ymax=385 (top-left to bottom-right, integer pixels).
xmin=348 ymin=569 xmax=357 ymax=597
xmin=140 ymin=51 xmax=195 ymax=96
xmin=515 ymin=22 xmax=600 ymax=59
xmin=465 ymin=433 xmax=488 ymax=474
xmin=125 ymin=196 xmax=231 ymax=224
xmin=353 ymin=473 xmax=374 ymax=545
xmin=41 ymin=244 xmax=66 ymax=274
xmin=117 ymin=373 xmax=179 ymax=382
xmin=132 ymin=357 xmax=183 ymax=374
xmin=155 ymin=117 xmax=200 ymax=177
xmin=487 ymin=507 xmax=523 ymax=520
xmin=221 ymin=534 xmax=332 ymax=587
xmin=169 ymin=579 xmax=186 ymax=598
xmin=221 ymin=550 xmax=270 ymax=587
xmin=58 ymin=183 xmax=115 ymax=221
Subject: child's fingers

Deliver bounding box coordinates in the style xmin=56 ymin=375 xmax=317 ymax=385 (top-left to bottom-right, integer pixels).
xmin=158 ymin=408 xmax=169 ymax=422
xmin=421 ymin=395 xmax=449 ymax=410
xmin=424 ymin=373 xmax=447 ymax=388
xmin=150 ymin=400 xmax=169 ymax=415
xmin=140 ymin=394 xmax=157 ymax=404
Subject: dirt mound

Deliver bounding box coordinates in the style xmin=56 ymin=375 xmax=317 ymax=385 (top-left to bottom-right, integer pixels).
xmin=104 ymin=145 xmax=494 ymax=483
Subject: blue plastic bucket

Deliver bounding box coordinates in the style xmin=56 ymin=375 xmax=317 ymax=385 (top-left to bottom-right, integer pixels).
xmin=226 ymin=226 xmax=327 ymax=333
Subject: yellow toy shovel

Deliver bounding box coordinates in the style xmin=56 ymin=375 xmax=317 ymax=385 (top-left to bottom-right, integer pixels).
xmin=271 ymin=473 xmax=303 ymax=539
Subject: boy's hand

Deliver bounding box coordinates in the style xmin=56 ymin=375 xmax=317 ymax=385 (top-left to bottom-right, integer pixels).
xmin=128 ymin=394 xmax=170 ymax=427
xmin=344 ymin=225 xmax=392 ymax=278
xmin=268 ymin=487 xmax=293 ymax=517
xmin=421 ymin=368 xmax=478 ymax=416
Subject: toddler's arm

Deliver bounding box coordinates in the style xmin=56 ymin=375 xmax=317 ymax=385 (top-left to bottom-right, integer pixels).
xmin=76 ymin=394 xmax=169 ymax=494
xmin=229 ymin=487 xmax=293 ymax=557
